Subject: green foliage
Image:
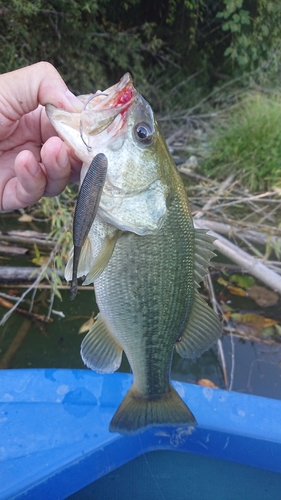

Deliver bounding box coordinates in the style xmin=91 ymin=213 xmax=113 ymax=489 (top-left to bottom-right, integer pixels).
xmin=1 ymin=0 xmax=281 ymax=96
xmin=217 ymin=0 xmax=281 ymax=73
xmin=37 ymin=186 xmax=75 ymax=259
xmin=202 ymin=92 xmax=281 ymax=191
xmin=0 ymin=0 xmax=165 ymax=92
xmin=33 ymin=186 xmax=77 ymax=298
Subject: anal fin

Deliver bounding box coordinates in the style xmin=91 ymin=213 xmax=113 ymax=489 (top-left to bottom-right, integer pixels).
xmin=81 ymin=313 xmax=123 ymax=373
xmin=175 ymin=294 xmax=221 ymax=359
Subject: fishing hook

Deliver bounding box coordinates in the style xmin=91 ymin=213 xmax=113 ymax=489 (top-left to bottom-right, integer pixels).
xmin=79 ymin=92 xmax=109 ymax=151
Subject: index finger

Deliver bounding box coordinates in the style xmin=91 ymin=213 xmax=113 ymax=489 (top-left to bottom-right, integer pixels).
xmin=0 ymin=62 xmax=82 ymax=124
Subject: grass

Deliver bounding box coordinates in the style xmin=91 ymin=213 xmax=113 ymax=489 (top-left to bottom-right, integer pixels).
xmin=201 ymin=92 xmax=281 ymax=191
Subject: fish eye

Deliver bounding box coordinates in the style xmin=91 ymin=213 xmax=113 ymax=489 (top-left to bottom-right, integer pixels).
xmin=134 ymin=122 xmax=153 ymax=145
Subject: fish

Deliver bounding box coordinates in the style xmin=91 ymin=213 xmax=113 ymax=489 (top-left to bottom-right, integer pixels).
xmin=46 ymin=73 xmax=221 ymax=435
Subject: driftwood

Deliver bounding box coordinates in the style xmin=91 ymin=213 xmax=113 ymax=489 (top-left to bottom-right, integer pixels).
xmin=2 ymin=230 xmax=49 ymax=239
xmin=0 ymin=244 xmax=28 ymax=256
xmin=0 ymin=242 xmax=62 ymax=327
xmin=194 ymin=219 xmax=281 ymax=294
xmin=194 ymin=219 xmax=281 ymax=247
xmin=0 ymin=296 xmax=53 ymax=323
xmin=0 ymin=234 xmax=55 ymax=248
xmin=194 ymin=174 xmax=235 ymax=219
xmin=0 ymin=319 xmax=32 ymax=369
xmin=0 ymin=266 xmax=62 ymax=283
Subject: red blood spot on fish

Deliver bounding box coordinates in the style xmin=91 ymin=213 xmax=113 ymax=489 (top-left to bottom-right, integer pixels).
xmin=116 ymin=88 xmax=133 ymax=106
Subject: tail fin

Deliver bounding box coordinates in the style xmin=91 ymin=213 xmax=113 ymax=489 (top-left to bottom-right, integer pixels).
xmin=109 ymin=384 xmax=196 ymax=435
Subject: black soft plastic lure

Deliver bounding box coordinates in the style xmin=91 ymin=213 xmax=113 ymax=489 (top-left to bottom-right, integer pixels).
xmin=70 ymin=153 xmax=108 ymax=300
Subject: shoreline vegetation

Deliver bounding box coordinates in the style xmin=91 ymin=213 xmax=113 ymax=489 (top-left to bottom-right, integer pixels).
xmin=1 ymin=1 xmax=281 ymax=382
xmin=1 ymin=177 xmax=281 ymax=293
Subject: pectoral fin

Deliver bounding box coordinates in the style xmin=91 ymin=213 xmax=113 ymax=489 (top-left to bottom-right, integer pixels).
xmin=81 ymin=314 xmax=123 ymax=374
xmin=175 ymin=294 xmax=221 ymax=359
xmin=65 ymin=238 xmax=94 ymax=281
xmin=83 ymin=231 xmax=120 ymax=285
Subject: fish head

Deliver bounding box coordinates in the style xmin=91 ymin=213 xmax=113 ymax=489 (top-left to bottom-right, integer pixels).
xmin=46 ymin=73 xmax=171 ymax=235
xmin=45 ymin=74 xmax=134 ymax=163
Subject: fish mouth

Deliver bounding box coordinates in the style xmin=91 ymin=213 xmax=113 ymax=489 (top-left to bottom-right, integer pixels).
xmin=78 ymin=73 xmax=137 ymax=154
xmin=111 ymin=74 xmax=134 ymax=110
xmin=85 ymin=73 xmax=134 ymax=110
xmin=46 ymin=74 xmax=136 ymax=161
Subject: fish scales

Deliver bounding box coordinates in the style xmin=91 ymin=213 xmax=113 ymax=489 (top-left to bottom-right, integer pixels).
xmin=46 ymin=72 xmax=222 ymax=435
xmin=94 ymin=191 xmax=194 ymax=398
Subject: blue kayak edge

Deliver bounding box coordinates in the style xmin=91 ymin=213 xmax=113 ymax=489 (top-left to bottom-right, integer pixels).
xmin=0 ymin=368 xmax=280 ymax=499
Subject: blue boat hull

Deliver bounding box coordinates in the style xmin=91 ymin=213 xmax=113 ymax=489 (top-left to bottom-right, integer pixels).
xmin=0 ymin=369 xmax=280 ymax=499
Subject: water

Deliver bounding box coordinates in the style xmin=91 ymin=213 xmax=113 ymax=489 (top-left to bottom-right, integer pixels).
xmin=67 ymin=450 xmax=281 ymax=500
xmin=1 ymin=287 xmax=281 ymax=399
xmin=1 ymin=209 xmax=281 ymax=500
xmin=0 ymin=213 xmax=281 ymax=399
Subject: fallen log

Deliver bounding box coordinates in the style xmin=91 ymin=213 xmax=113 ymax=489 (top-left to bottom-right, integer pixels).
xmin=194 ymin=219 xmax=281 ymax=294
xmin=194 ymin=219 xmax=281 ymax=247
xmin=0 ymin=319 xmax=32 ymax=369
xmin=0 ymin=296 xmax=53 ymax=323
xmin=0 ymin=245 xmax=28 ymax=256
xmin=0 ymin=266 xmax=63 ymax=283
xmin=0 ymin=235 xmax=55 ymax=248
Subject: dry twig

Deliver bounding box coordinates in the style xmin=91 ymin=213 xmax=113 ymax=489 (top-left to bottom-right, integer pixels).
xmin=195 ymin=219 xmax=281 ymax=293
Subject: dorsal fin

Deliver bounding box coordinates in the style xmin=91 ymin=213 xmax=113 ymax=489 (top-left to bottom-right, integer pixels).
xmin=194 ymin=229 xmax=217 ymax=288
xmin=174 ymin=229 xmax=221 ymax=359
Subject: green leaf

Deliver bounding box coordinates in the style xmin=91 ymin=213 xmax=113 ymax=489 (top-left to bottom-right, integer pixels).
xmin=239 ymin=9 xmax=250 ymax=25
xmin=229 ymin=274 xmax=255 ymax=288
xmin=260 ymin=326 xmax=275 ymax=339
xmin=275 ymin=324 xmax=281 ymax=337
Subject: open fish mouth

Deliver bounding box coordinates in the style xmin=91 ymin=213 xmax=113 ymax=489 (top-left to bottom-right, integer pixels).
xmin=78 ymin=73 xmax=135 ymax=141
xmin=46 ymin=73 xmax=136 ymax=162
xmin=80 ymin=73 xmax=134 ymax=110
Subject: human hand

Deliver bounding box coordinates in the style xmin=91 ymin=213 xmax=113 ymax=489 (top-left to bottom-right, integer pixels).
xmin=0 ymin=62 xmax=83 ymax=211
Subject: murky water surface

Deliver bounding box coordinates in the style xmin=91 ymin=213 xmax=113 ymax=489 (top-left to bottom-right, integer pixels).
xmin=0 ymin=212 xmax=281 ymax=400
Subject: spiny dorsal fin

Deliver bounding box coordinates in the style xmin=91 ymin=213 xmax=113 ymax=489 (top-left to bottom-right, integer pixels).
xmin=83 ymin=231 xmax=120 ymax=285
xmin=175 ymin=294 xmax=221 ymax=359
xmin=64 ymin=238 xmax=94 ymax=282
xmin=81 ymin=313 xmax=123 ymax=374
xmin=194 ymin=229 xmax=217 ymax=288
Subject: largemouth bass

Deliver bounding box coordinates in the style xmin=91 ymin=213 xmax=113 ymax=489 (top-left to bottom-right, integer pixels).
xmin=46 ymin=74 xmax=221 ymax=434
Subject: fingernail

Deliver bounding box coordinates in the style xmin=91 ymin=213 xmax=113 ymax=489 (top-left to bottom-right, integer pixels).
xmin=57 ymin=144 xmax=69 ymax=168
xmin=65 ymin=90 xmax=83 ymax=111
xmin=25 ymin=153 xmax=41 ymax=177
